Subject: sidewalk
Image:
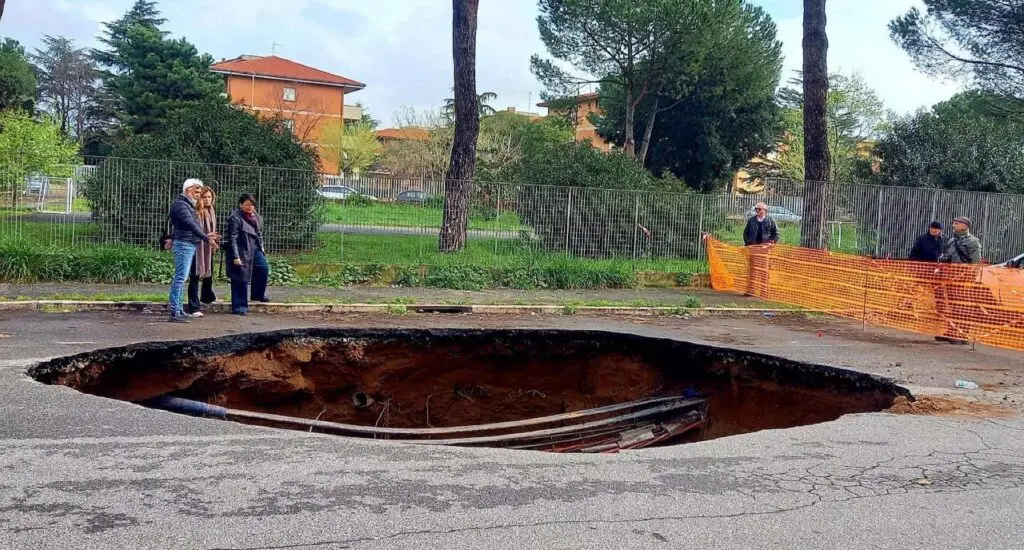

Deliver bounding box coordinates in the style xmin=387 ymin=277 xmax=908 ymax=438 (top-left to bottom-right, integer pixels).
xmin=0 ymin=282 xmax=763 ymax=307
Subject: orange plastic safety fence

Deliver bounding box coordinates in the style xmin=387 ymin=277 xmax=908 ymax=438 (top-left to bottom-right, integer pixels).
xmin=705 ymin=237 xmax=1024 ymax=351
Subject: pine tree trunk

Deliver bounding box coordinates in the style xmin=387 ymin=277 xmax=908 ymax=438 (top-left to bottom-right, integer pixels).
xmin=439 ymin=0 xmax=481 ymax=252
xmin=622 ymin=87 xmax=636 ymax=157
xmin=638 ymin=97 xmax=659 ymax=164
xmin=801 ymin=0 xmax=830 ymax=249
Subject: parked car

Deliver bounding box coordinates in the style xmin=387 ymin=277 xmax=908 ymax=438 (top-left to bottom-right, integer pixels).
xmin=395 ymin=190 xmax=434 ymax=205
xmin=318 ymin=185 xmax=377 ymax=201
xmin=746 ymin=205 xmax=802 ymax=223
xmin=24 ymin=173 xmax=48 ymax=195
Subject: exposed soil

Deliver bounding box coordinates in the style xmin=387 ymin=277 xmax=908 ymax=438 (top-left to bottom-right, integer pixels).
xmin=887 ymin=395 xmax=1017 ymax=418
xmin=30 ymin=328 xmax=914 ymax=445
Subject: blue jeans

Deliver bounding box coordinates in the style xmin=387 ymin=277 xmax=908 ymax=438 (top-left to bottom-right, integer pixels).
xmin=169 ymin=240 xmax=197 ymax=317
xmin=231 ymin=249 xmax=270 ymax=314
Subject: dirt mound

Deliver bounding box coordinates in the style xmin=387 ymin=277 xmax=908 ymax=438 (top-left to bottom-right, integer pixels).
xmin=887 ymin=395 xmax=1016 ymax=418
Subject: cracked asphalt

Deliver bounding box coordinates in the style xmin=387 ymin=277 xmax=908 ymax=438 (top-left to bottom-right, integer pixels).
xmin=0 ymin=311 xmax=1022 ymax=549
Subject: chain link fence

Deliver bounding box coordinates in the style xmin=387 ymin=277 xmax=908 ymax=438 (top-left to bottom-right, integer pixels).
xmin=3 ymin=158 xmax=1024 ymax=274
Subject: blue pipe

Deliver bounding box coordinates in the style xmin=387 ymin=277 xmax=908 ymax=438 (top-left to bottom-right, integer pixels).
xmin=148 ymin=396 xmax=227 ymax=418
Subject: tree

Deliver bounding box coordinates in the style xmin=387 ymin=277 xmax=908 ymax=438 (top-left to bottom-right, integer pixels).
xmin=0 ymin=38 xmax=37 ymax=112
xmin=320 ymin=120 xmax=382 ymax=175
xmin=439 ymin=0 xmax=481 ymax=252
xmin=30 ymin=36 xmax=100 ymax=141
xmin=0 ymin=111 xmax=79 ymax=206
xmin=864 ymin=102 xmax=1024 ymax=194
xmin=593 ymin=0 xmax=783 ymax=191
xmin=349 ymin=101 xmax=380 ymax=129
xmin=105 ymin=25 xmax=224 ymax=134
xmin=801 ymin=0 xmax=829 ymax=249
xmin=768 ymin=72 xmax=886 ymax=183
xmin=444 ymin=91 xmax=498 ymax=120
xmin=890 ymin=1 xmax=1024 ymax=114
xmin=86 ymin=102 xmax=321 ymax=248
xmin=531 ymin=0 xmax=702 ymax=158
xmin=377 ymin=107 xmax=452 ymax=179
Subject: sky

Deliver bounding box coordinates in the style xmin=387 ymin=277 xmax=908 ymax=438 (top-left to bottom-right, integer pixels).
xmin=2 ymin=0 xmax=962 ymax=128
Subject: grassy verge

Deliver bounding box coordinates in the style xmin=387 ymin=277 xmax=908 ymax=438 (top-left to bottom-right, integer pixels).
xmin=2 ymin=219 xmax=707 ymax=289
xmin=322 ymin=202 xmax=526 ymax=232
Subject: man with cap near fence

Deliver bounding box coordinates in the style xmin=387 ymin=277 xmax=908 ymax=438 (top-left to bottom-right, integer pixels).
xmin=167 ymin=179 xmax=219 ymax=323
xmin=909 ymin=221 xmax=944 ymax=262
xmin=742 ymin=202 xmax=780 ymax=297
xmin=934 ymin=216 xmax=982 ymax=344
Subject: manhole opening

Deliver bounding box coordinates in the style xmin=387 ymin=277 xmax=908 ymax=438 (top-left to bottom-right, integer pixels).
xmin=29 ymin=329 xmax=910 ymax=452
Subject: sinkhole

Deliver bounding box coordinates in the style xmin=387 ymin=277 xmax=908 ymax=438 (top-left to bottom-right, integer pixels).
xmin=28 ymin=329 xmax=911 ymax=453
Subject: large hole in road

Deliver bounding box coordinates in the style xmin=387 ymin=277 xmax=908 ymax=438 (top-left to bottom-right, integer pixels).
xmin=29 ymin=329 xmax=911 ymax=452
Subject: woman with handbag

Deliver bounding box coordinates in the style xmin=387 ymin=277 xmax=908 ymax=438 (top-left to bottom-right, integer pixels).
xmin=185 ymin=186 xmax=218 ymax=317
xmin=225 ymin=193 xmax=270 ymax=316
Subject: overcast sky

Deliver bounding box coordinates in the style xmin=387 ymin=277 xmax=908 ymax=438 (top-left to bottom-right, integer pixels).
xmin=3 ymin=0 xmax=961 ymax=128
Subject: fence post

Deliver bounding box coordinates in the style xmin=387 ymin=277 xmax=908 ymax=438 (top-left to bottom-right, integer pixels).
xmin=697 ymin=195 xmax=706 ymax=262
xmin=982 ymin=193 xmax=990 ymax=255
xmin=564 ymin=187 xmax=573 ymax=255
xmin=875 ymin=187 xmax=883 ymax=258
xmin=930 ymin=188 xmax=938 ymax=222
xmin=493 ymin=185 xmax=502 ymax=266
xmin=632 ymin=193 xmax=640 ymax=262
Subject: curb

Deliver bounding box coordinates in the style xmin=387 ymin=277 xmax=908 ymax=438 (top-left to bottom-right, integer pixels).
xmin=0 ymin=300 xmax=819 ymax=317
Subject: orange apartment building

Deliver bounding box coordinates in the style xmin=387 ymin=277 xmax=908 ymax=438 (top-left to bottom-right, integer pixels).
xmin=537 ymin=92 xmax=612 ymax=151
xmin=210 ymin=55 xmax=365 ymax=173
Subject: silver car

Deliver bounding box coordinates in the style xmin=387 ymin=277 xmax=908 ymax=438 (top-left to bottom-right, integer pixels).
xmin=318 ymin=185 xmax=377 ymax=201
xmin=747 ymin=205 xmax=802 ymax=223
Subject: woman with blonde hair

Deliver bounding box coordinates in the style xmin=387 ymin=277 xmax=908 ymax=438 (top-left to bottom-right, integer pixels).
xmin=186 ymin=186 xmax=218 ymax=316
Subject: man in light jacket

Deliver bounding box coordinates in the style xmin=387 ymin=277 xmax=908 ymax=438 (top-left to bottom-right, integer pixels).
xmin=935 ymin=216 xmax=983 ymax=344
xmin=167 ymin=179 xmax=218 ymax=323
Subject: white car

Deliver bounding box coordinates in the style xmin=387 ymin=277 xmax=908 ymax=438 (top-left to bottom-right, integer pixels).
xmin=318 ymin=185 xmax=377 ymax=201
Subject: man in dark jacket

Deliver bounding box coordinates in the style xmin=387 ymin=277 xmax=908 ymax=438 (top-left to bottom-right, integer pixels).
xmin=909 ymin=221 xmax=944 ymax=262
xmin=742 ymin=202 xmax=779 ymax=297
xmin=743 ymin=202 xmax=780 ymax=246
xmin=167 ymin=179 xmax=218 ymax=323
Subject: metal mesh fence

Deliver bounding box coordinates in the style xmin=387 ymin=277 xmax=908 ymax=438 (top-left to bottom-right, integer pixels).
xmin=3 ymin=158 xmax=1024 ymax=275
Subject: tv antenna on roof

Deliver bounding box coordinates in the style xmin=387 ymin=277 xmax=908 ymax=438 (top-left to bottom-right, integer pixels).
xmin=272 ymin=43 xmax=282 ymax=55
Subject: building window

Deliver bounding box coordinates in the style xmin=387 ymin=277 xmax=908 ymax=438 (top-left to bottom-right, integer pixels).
xmin=283 ymin=119 xmax=295 ymax=133
xmin=283 ymin=87 xmax=296 ymax=102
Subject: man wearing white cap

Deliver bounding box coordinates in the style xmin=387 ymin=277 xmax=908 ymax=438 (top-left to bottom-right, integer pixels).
xmin=167 ymin=179 xmax=219 ymax=323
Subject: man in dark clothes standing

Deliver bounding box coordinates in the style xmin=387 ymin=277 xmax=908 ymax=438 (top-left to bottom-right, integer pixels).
xmin=742 ymin=202 xmax=779 ymax=297
xmin=909 ymin=221 xmax=944 ymax=262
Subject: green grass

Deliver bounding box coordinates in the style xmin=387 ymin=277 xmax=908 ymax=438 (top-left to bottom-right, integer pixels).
xmin=322 ymin=202 xmax=526 ymax=232
xmin=294 ymin=232 xmax=704 ymax=273
xmin=3 ymin=218 xmax=707 ymax=289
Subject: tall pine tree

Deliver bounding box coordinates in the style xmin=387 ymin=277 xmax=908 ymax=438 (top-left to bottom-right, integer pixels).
xmin=90 ymin=0 xmax=222 ymax=136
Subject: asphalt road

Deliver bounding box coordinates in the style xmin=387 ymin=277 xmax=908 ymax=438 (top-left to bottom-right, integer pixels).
xmin=0 ymin=311 xmax=1021 ymax=549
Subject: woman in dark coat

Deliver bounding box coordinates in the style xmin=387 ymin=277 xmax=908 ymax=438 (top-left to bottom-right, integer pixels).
xmin=225 ymin=193 xmax=270 ymax=315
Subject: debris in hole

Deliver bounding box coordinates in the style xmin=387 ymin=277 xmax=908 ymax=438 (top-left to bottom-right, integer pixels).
xmin=146 ymin=395 xmax=709 ymax=453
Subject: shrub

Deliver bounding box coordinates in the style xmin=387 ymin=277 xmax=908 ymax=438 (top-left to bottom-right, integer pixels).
xmin=515 ymin=141 xmax=724 ymax=261
xmin=393 ymin=266 xmax=423 ymax=287
xmin=425 ymin=264 xmax=491 ymax=290
xmin=84 ymin=102 xmax=323 ymax=252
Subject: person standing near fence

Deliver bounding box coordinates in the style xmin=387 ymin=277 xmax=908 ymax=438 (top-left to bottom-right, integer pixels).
xmin=742 ymin=202 xmax=779 ymax=297
xmin=909 ymin=221 xmax=944 ymax=262
xmin=934 ymin=216 xmax=983 ymax=345
xmin=185 ymin=186 xmax=218 ymax=317
xmin=168 ymin=179 xmax=218 ymax=323
xmin=225 ymin=193 xmax=270 ymax=316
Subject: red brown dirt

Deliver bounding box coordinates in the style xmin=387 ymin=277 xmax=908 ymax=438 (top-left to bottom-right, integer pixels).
xmin=887 ymin=395 xmax=1017 ymax=418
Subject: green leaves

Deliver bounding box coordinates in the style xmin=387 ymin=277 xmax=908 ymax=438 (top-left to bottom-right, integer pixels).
xmin=0 ymin=38 xmax=37 ymax=112
xmin=0 ymin=111 xmax=80 ymax=191
xmin=890 ymin=1 xmax=1024 ymax=104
